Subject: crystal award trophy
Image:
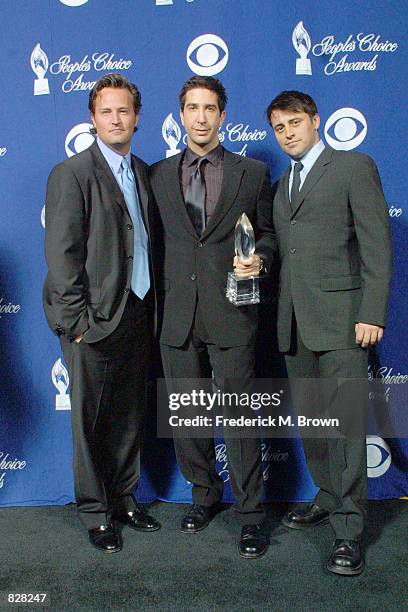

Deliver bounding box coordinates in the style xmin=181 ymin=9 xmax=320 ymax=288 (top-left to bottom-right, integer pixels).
xmin=226 ymin=213 xmax=260 ymax=306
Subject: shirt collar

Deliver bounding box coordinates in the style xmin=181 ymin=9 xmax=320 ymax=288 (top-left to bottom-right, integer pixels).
xmin=290 ymin=139 xmax=325 ymax=174
xmin=184 ymin=143 xmax=223 ymax=167
xmin=97 ymin=137 xmax=132 ymax=176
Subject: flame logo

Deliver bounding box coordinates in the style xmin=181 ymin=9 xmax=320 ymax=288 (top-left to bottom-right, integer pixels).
xmin=162 ymin=113 xmax=181 ymax=157
xmin=292 ymin=21 xmax=311 ymax=58
xmin=30 ymin=43 xmax=49 ymax=79
xmin=52 ymin=358 xmax=70 ymax=395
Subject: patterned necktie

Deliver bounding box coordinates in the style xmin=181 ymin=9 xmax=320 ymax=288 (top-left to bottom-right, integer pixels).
xmin=121 ymin=157 xmax=150 ymax=299
xmin=185 ymin=157 xmax=207 ymax=235
xmin=290 ymin=161 xmax=304 ymax=210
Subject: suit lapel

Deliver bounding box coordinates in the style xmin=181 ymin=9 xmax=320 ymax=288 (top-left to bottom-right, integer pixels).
xmin=278 ymin=166 xmax=291 ymax=218
xmin=291 ymin=147 xmax=333 ymax=217
xmin=89 ymin=141 xmax=128 ymax=215
xmin=202 ymin=149 xmax=244 ymax=239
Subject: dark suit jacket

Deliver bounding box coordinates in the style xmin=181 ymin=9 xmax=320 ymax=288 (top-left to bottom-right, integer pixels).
xmin=273 ymin=146 xmax=392 ymax=352
xmin=150 ymin=147 xmax=276 ymax=348
xmin=43 ymin=140 xmax=158 ymax=343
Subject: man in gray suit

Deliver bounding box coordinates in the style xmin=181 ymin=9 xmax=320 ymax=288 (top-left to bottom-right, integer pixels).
xmin=267 ymin=90 xmax=392 ymax=575
xmin=44 ymin=74 xmax=160 ymax=552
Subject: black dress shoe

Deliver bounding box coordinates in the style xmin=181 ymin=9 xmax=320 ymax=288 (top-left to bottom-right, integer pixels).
xmin=327 ymin=539 xmax=364 ymax=576
xmin=180 ymin=504 xmax=215 ymax=533
xmin=282 ymin=503 xmax=329 ymax=530
xmin=238 ymin=525 xmax=268 ymax=559
xmin=115 ymin=504 xmax=161 ymax=532
xmin=88 ymin=524 xmax=122 ymax=553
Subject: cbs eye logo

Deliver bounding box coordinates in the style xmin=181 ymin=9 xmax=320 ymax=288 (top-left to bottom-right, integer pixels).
xmin=59 ymin=0 xmax=88 ymax=6
xmin=324 ymin=108 xmax=367 ymax=151
xmin=65 ymin=123 xmax=95 ymax=158
xmin=186 ymin=34 xmax=229 ymax=76
xmin=366 ymin=435 xmax=392 ymax=478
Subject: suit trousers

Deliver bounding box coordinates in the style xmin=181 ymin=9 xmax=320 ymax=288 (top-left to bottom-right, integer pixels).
xmin=61 ymin=291 xmax=152 ymax=529
xmin=160 ymin=301 xmax=265 ymax=525
xmin=284 ymin=319 xmax=368 ymax=540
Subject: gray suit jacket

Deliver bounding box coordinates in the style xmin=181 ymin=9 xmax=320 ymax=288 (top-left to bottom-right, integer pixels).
xmin=150 ymin=148 xmax=276 ymax=348
xmin=273 ymin=146 xmax=392 ymax=352
xmin=43 ymin=140 xmax=158 ymax=343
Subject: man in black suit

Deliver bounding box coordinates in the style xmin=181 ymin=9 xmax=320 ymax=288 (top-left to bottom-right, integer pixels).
xmin=43 ymin=73 xmax=160 ymax=552
xmin=267 ymin=90 xmax=392 ymax=575
xmin=150 ymin=76 xmax=275 ymax=558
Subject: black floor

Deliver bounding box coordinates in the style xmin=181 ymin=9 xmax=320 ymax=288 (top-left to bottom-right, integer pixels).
xmin=1 ymin=500 xmax=407 ymax=611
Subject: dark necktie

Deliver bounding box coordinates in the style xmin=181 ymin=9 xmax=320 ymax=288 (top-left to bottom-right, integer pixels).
xmin=185 ymin=157 xmax=207 ymax=235
xmin=290 ymin=161 xmax=304 ymax=210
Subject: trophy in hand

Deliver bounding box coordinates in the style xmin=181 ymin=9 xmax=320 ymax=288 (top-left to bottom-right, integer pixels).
xmin=226 ymin=213 xmax=260 ymax=306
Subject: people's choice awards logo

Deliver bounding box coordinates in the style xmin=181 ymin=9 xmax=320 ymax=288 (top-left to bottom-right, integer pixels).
xmin=0 ymin=297 xmax=21 ymax=319
xmin=30 ymin=47 xmax=132 ymax=94
xmin=0 ymin=146 xmax=7 ymax=157
xmin=261 ymin=443 xmax=289 ymax=481
xmin=292 ymin=21 xmax=399 ymax=76
xmin=366 ymin=436 xmax=391 ymax=478
xmin=187 ymin=34 xmax=229 ymax=76
xmin=292 ymin=21 xmax=312 ymax=75
xmin=215 ymin=443 xmax=229 ymax=482
xmin=324 ymin=108 xmax=367 ymax=151
xmin=31 ymin=43 xmax=50 ymax=96
xmin=65 ymin=123 xmax=95 ymax=158
xmin=49 ymin=52 xmax=132 ymax=94
xmin=59 ymin=0 xmax=88 ymax=6
xmin=0 ymin=452 xmax=27 ymax=490
xmin=52 ymin=358 xmax=71 ymax=411
xmin=162 ymin=114 xmax=181 ymax=158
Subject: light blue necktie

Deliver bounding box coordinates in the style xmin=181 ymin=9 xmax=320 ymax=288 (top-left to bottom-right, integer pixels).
xmin=121 ymin=157 xmax=150 ymax=299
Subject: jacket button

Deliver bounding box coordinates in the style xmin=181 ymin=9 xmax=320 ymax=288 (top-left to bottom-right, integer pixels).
xmin=198 ymin=242 xmax=203 ymax=248
xmin=290 ymin=219 xmax=297 ymax=225
xmin=127 ymin=255 xmax=133 ymax=260
xmin=190 ymin=273 xmax=196 ymax=281
xmin=126 ymin=224 xmax=133 ymax=230
xmin=124 ymin=288 xmax=130 ymax=293
xmin=290 ymin=248 xmax=296 ymax=254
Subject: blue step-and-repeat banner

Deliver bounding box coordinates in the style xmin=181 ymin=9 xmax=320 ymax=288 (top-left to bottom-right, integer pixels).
xmin=0 ymin=0 xmax=407 ymax=507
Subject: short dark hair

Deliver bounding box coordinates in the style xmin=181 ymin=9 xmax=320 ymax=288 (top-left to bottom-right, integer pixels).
xmin=88 ymin=73 xmax=142 ymax=115
xmin=179 ymin=76 xmax=228 ymax=112
xmin=266 ymin=91 xmax=318 ymax=126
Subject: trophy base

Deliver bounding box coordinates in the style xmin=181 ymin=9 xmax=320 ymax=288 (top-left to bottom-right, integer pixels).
xmin=226 ymin=272 xmax=260 ymax=306
xmin=55 ymin=395 xmax=71 ymax=411
xmin=34 ymin=78 xmax=50 ymax=96
xmin=296 ymin=58 xmax=312 ymax=76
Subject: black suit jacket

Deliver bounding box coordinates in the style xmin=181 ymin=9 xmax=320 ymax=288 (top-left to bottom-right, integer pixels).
xmin=150 ymin=147 xmax=276 ymax=348
xmin=43 ymin=140 xmax=158 ymax=343
xmin=273 ymin=147 xmax=392 ymax=352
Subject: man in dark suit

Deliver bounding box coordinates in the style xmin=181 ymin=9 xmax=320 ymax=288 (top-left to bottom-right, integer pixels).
xmin=267 ymin=90 xmax=392 ymax=575
xmin=150 ymin=76 xmax=275 ymax=558
xmin=43 ymin=73 xmax=160 ymax=552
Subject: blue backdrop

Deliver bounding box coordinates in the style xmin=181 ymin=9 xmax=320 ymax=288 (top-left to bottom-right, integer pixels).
xmin=0 ymin=0 xmax=407 ymax=507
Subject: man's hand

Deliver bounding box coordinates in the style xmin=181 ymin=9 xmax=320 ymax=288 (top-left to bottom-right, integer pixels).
xmin=233 ymin=254 xmax=262 ymax=278
xmin=355 ymin=323 xmax=384 ymax=348
xmin=74 ymin=334 xmax=84 ymax=344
